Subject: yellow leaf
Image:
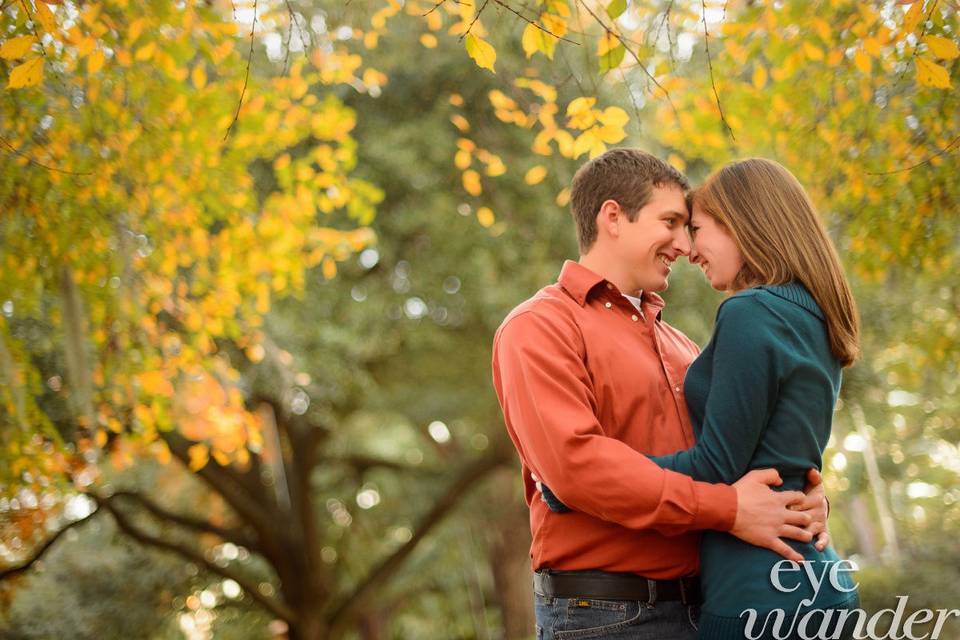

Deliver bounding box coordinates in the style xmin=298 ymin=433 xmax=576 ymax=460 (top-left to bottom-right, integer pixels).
xmin=7 ymin=57 xmax=44 ymax=89
xmin=485 ymin=155 xmax=506 ymax=176
xmin=322 ymin=257 xmax=337 ymax=279
xmin=464 ymin=34 xmax=496 ymax=73
xmin=522 ymin=22 xmax=540 ymax=59
xmin=566 ymin=96 xmax=597 ymax=116
xmin=87 ymin=48 xmax=105 ymax=73
xmin=555 ymin=188 xmax=570 ymax=206
xmin=33 ymin=1 xmax=57 ymax=33
xmin=135 ymin=41 xmax=156 ymax=61
xmin=420 ymin=33 xmax=438 ymax=48
xmin=598 ymin=106 xmax=629 ymax=128
xmin=212 ymin=448 xmax=230 ymax=467
xmin=554 ymin=129 xmax=575 ymax=157
xmin=0 ymin=36 xmax=36 ymax=60
xmin=476 ymin=206 xmax=495 ymax=227
xmin=77 ymin=36 xmax=96 ymax=58
xmin=863 ymin=37 xmax=881 ymax=57
xmin=128 ymin=17 xmax=146 ymax=44
xmin=924 ymin=35 xmax=960 ymax=60
xmin=525 ymin=165 xmax=548 ymax=185
xmin=462 ymin=169 xmax=482 ymax=196
xmin=548 ymin=0 xmax=571 ymax=18
xmin=802 ymin=42 xmax=823 ymax=61
xmin=853 ymin=49 xmax=871 ymax=74
xmin=902 ymin=0 xmax=924 ymax=33
xmin=488 ymin=89 xmax=517 ymax=110
xmin=192 ymin=64 xmax=207 ymax=89
xmin=594 ymin=125 xmax=626 ymax=145
xmin=455 ymin=149 xmax=471 ymax=170
xmin=364 ymin=31 xmax=379 ymax=49
xmin=450 ymin=114 xmax=470 ymax=131
xmin=139 ymin=370 xmax=174 ymax=397
xmin=752 ymin=64 xmax=767 ymax=89
xmin=541 ymin=14 xmax=567 ymax=39
xmin=449 ymin=93 xmax=464 ymax=106
xmin=573 ymin=130 xmax=596 ymax=158
xmin=95 ymin=429 xmax=108 ymax=448
xmin=188 ymin=443 xmax=209 ymax=471
xmin=456 ymin=137 xmax=475 ymax=152
xmin=915 ymin=56 xmax=951 ymax=88
xmin=597 ymin=32 xmax=618 ymax=57
xmin=827 ymin=49 xmax=843 ymax=66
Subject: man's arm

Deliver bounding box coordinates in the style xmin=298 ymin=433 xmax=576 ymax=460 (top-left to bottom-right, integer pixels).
xmin=493 ymin=305 xmax=809 ymax=554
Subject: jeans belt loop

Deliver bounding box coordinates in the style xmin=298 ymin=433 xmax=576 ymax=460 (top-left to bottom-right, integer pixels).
xmin=679 ymin=578 xmax=688 ymax=606
xmin=646 ymin=579 xmax=657 ymax=606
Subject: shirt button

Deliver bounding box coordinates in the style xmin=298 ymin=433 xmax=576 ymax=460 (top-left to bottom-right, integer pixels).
xmin=631 ymin=314 xmax=638 ymax=322
xmin=675 ymin=386 xmax=681 ymax=392
xmin=606 ymin=283 xmax=614 ymax=290
xmin=604 ymin=302 xmax=612 ymax=308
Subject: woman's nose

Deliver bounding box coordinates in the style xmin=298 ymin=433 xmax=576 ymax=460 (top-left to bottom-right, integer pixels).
xmin=689 ymin=243 xmax=702 ymax=264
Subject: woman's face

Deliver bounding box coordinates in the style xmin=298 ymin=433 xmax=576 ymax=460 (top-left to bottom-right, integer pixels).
xmin=689 ymin=203 xmax=745 ymax=291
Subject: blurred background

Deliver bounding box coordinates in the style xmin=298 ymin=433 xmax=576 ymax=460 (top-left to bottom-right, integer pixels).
xmin=1 ymin=0 xmax=957 ymax=638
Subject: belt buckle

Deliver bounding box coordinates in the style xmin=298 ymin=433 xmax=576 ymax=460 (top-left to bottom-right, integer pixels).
xmin=646 ymin=579 xmax=657 ymax=606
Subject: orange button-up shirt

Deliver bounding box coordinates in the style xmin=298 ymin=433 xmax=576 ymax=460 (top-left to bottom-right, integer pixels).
xmin=492 ymin=261 xmax=737 ymax=578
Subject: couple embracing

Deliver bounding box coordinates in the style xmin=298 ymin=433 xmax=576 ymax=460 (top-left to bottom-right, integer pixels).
xmin=492 ymin=149 xmax=860 ymax=640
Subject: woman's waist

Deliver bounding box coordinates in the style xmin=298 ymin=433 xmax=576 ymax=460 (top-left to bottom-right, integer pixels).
xmin=698 ymin=532 xmax=858 ymax=614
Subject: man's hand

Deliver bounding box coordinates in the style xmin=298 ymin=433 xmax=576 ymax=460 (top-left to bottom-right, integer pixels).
xmin=730 ymin=469 xmax=811 ymax=562
xmin=793 ymin=468 xmax=830 ymax=551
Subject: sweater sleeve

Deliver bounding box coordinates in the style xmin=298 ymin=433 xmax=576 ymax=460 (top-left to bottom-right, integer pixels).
xmin=493 ymin=306 xmax=737 ymax=534
xmin=647 ymin=294 xmax=783 ymax=484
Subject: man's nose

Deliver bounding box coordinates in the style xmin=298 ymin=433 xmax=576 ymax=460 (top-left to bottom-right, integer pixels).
xmin=673 ymin=228 xmax=691 ymax=256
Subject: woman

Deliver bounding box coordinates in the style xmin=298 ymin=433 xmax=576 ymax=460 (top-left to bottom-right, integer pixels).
xmin=545 ymin=158 xmax=861 ymax=639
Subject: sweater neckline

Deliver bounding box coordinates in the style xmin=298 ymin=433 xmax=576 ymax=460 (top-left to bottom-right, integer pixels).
xmin=754 ymin=282 xmax=825 ymax=321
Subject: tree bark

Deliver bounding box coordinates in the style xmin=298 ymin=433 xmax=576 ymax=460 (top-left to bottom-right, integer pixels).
xmin=486 ymin=466 xmax=535 ymax=640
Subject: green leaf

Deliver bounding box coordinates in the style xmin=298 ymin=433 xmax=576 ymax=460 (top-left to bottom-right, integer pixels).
xmin=606 ymin=0 xmax=627 ymax=20
xmin=599 ymin=43 xmax=625 ymax=73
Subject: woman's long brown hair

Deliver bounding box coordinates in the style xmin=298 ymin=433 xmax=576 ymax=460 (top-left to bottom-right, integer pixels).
xmin=692 ymin=158 xmax=860 ymax=367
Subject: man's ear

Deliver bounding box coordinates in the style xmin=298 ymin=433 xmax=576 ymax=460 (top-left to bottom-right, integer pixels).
xmin=596 ymin=199 xmax=622 ymax=239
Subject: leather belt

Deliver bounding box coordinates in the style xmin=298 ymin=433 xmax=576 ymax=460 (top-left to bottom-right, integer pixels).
xmin=534 ymin=570 xmax=702 ymax=606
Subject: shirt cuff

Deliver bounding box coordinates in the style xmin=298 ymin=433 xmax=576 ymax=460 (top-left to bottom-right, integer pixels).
xmin=692 ymin=481 xmax=738 ymax=531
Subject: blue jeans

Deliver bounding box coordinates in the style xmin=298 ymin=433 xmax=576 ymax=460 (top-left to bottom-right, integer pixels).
xmin=535 ymin=593 xmax=700 ymax=640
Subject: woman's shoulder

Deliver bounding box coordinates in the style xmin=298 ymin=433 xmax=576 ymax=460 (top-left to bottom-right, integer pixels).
xmin=720 ymin=282 xmax=823 ymax=323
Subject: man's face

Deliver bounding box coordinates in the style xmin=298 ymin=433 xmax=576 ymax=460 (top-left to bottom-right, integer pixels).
xmin=615 ymin=185 xmax=690 ymax=293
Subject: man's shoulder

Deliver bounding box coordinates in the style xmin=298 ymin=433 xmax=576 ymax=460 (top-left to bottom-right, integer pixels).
xmin=495 ymin=284 xmax=580 ymax=344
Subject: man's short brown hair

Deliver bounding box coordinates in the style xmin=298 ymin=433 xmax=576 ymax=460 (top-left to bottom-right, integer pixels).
xmin=569 ymin=148 xmax=689 ymax=252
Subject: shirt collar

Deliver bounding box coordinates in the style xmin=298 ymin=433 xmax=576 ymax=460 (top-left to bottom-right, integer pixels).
xmin=558 ymin=260 xmax=666 ymax=318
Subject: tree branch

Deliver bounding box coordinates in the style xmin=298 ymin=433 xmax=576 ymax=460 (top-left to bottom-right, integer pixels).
xmin=159 ymin=430 xmax=278 ymax=554
xmin=326 ymin=450 xmax=510 ymax=632
xmin=0 ymin=506 xmax=101 ymax=581
xmin=108 ymin=490 xmax=260 ymax=552
xmin=700 ymin=0 xmax=735 ymax=141
xmin=224 ymin=0 xmax=258 ymax=140
xmin=866 ymin=133 xmax=960 ymax=175
xmin=97 ymin=495 xmax=296 ymax=623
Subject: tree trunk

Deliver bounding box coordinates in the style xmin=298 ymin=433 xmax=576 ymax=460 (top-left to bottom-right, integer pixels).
xmin=487 ymin=467 xmax=535 ymax=640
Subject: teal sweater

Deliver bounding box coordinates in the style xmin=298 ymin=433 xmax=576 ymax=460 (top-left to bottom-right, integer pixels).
xmin=648 ymin=283 xmax=858 ymax=639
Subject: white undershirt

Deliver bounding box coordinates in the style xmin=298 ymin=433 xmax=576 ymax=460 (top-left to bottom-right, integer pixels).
xmin=623 ymin=292 xmax=645 ymax=319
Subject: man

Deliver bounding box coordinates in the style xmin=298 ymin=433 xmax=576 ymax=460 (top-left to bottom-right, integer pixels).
xmin=491 ymin=149 xmax=827 ymax=639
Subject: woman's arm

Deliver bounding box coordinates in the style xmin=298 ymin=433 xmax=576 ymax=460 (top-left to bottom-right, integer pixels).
xmin=647 ymin=294 xmax=783 ymax=485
